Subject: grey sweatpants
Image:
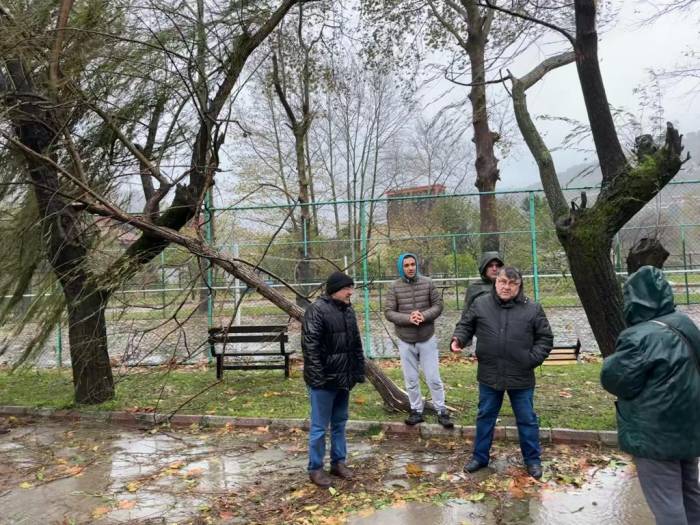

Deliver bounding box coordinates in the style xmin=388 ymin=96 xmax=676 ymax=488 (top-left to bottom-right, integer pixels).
xmin=397 ymin=336 xmax=446 ymax=413
xmin=634 ymin=456 xmax=700 ymax=525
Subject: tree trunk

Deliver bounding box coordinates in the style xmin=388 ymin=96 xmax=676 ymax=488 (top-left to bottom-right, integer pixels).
xmin=2 ymin=55 xmax=115 ymax=404
xmin=66 ymin=287 xmax=114 ymax=403
xmin=558 ymin=227 xmax=623 ymax=357
xmin=465 ymin=6 xmax=500 ymax=253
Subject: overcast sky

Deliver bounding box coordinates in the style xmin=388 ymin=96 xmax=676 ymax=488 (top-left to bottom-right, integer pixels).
xmin=473 ymin=2 xmax=700 ymax=189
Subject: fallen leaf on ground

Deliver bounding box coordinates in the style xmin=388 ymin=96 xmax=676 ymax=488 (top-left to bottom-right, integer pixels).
xmin=19 ymin=481 xmax=33 ymax=489
xmin=405 ymin=463 xmax=424 ymax=477
xmin=91 ymin=506 xmax=110 ymax=519
xmin=558 ymin=390 xmax=573 ymax=399
xmin=183 ymin=467 xmax=205 ymax=478
xmin=117 ymin=500 xmax=136 ymax=510
xmin=466 ymin=492 xmax=485 ymax=502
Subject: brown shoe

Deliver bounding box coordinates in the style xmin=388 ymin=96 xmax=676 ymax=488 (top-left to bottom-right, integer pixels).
xmin=309 ymin=468 xmax=332 ymax=488
xmin=330 ymin=462 xmax=354 ymax=479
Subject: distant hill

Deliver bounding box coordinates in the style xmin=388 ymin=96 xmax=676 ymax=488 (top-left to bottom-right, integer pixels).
xmin=533 ymin=129 xmax=700 ymax=190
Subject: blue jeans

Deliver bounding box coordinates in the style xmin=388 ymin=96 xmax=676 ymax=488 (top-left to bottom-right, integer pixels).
xmin=472 ymin=383 xmax=541 ymax=466
xmin=308 ymin=387 xmax=350 ymax=472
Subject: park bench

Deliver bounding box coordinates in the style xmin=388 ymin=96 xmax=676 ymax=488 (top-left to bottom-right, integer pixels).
xmin=208 ymin=324 xmax=293 ymax=379
xmin=542 ymin=339 xmax=582 ymax=365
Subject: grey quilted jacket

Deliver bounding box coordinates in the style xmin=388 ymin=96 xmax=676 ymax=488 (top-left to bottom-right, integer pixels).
xmin=384 ymin=275 xmax=443 ymax=343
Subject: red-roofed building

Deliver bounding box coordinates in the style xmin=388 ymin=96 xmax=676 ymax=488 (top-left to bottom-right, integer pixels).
xmin=385 ymin=184 xmax=446 ymax=229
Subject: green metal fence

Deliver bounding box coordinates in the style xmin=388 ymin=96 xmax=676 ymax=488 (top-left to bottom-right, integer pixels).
xmin=6 ymin=181 xmax=699 ymax=363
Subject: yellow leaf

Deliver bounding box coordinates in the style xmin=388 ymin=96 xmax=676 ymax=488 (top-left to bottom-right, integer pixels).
xmin=19 ymin=482 xmax=33 ymax=489
xmin=303 ymin=504 xmax=319 ymax=511
xmin=467 ymin=492 xmax=485 ymax=502
xmin=91 ymin=506 xmax=110 ymax=519
xmin=353 ymin=396 xmax=366 ymax=405
xmin=126 ymin=481 xmax=141 ymax=493
xmin=328 ymin=486 xmax=338 ymax=496
xmin=168 ymin=461 xmax=185 ymax=470
xmin=405 ymin=463 xmax=424 ymax=477
xmin=117 ymin=500 xmax=136 ymax=510
xmin=370 ymin=431 xmax=384 ymax=441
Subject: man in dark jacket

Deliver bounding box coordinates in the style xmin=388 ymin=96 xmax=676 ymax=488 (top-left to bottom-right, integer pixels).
xmin=462 ymin=252 xmax=503 ymax=347
xmin=451 ymin=266 xmax=553 ymax=479
xmin=601 ymin=266 xmax=700 ymax=524
xmin=464 ymin=251 xmax=504 ymax=309
xmin=384 ymin=253 xmax=453 ymax=428
xmin=302 ymin=271 xmax=365 ymax=488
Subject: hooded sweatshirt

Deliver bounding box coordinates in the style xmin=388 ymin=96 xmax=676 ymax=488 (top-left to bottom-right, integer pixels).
xmin=463 ymin=251 xmax=504 ymax=309
xmin=384 ymin=253 xmax=443 ymax=343
xmin=601 ymin=266 xmax=700 ymax=460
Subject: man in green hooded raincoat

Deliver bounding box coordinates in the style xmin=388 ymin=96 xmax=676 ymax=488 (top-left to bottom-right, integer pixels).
xmin=601 ymin=266 xmax=700 ymax=525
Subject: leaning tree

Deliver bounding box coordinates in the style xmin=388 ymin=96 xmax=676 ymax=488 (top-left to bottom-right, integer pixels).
xmin=0 ymin=0 xmax=424 ymax=411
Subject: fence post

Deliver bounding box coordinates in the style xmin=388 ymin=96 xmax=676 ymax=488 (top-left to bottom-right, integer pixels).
xmin=452 ymin=234 xmax=460 ymax=310
xmin=682 ymin=225 xmax=690 ymax=305
xmin=528 ymin=192 xmax=540 ymax=302
xmin=52 ymin=283 xmax=62 ymax=368
xmin=360 ymin=198 xmax=373 ymax=358
xmin=160 ymin=251 xmax=166 ymax=311
xmin=205 ymin=190 xmax=214 ymax=362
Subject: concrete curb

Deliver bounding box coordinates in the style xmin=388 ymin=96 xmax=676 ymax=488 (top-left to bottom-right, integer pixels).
xmin=0 ymin=405 xmax=618 ymax=447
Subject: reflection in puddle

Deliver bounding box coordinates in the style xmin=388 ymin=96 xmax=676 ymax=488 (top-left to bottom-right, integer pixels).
xmin=349 ymin=466 xmax=654 ymax=525
xmin=0 ymin=419 xmax=664 ymax=524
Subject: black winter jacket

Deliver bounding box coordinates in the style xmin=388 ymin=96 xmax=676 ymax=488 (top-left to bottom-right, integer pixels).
xmin=302 ymin=295 xmax=365 ymax=389
xmin=452 ymin=288 xmax=553 ymax=390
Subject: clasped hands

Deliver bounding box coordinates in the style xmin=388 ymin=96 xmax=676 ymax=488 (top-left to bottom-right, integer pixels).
xmin=409 ymin=310 xmax=424 ymax=326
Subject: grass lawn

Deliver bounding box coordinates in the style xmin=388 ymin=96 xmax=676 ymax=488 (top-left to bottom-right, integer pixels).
xmin=0 ymin=359 xmax=615 ymax=430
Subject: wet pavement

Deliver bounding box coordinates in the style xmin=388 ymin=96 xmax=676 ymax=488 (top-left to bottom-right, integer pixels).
xmin=0 ymin=417 xmax=657 ymax=524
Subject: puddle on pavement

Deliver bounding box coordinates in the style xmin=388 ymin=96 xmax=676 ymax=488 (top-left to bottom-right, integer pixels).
xmin=349 ymin=465 xmax=654 ymax=525
xmin=0 ymin=418 xmax=662 ymax=524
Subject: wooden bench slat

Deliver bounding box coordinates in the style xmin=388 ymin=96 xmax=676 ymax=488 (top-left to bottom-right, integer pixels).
xmin=210 ymin=334 xmax=289 ymax=344
xmin=215 ymin=351 xmax=295 ymax=357
xmin=209 ymin=325 xmax=287 ymax=334
xmin=541 ymin=339 xmax=581 ymax=367
xmin=221 ymin=364 xmax=288 ymax=371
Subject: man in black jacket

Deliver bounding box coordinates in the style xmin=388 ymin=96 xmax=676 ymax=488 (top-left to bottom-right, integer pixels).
xmin=450 ymin=267 xmax=553 ymax=479
xmin=302 ymin=271 xmax=365 ymax=488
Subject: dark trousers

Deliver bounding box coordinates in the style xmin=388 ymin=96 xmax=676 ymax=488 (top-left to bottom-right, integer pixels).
xmin=635 ymin=457 xmax=700 ymax=525
xmin=472 ymin=383 xmax=541 ymax=466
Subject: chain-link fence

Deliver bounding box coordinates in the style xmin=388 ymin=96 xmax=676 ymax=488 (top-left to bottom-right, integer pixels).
xmin=4 ymin=181 xmax=700 ymax=364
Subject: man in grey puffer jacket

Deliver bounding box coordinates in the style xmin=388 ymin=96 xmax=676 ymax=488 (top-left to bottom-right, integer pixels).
xmin=384 ymin=253 xmax=453 ymax=428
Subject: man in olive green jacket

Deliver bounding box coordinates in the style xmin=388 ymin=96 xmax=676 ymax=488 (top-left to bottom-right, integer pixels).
xmin=601 ymin=266 xmax=700 ymax=525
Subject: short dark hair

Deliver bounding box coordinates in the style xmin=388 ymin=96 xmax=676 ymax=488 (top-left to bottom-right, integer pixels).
xmin=497 ymin=266 xmax=522 ymax=282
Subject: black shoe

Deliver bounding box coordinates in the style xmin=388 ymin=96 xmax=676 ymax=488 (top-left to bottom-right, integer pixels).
xmin=526 ymin=463 xmax=543 ymax=480
xmin=463 ymin=459 xmax=487 ymax=473
xmin=436 ymin=411 xmax=454 ymax=429
xmin=405 ymin=410 xmax=424 ymax=426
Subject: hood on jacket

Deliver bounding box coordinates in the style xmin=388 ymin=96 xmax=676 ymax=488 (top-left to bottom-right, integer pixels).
xmin=478 ymin=251 xmax=504 ymax=282
xmin=623 ymin=266 xmax=675 ymax=325
xmin=397 ymin=252 xmax=420 ymax=281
